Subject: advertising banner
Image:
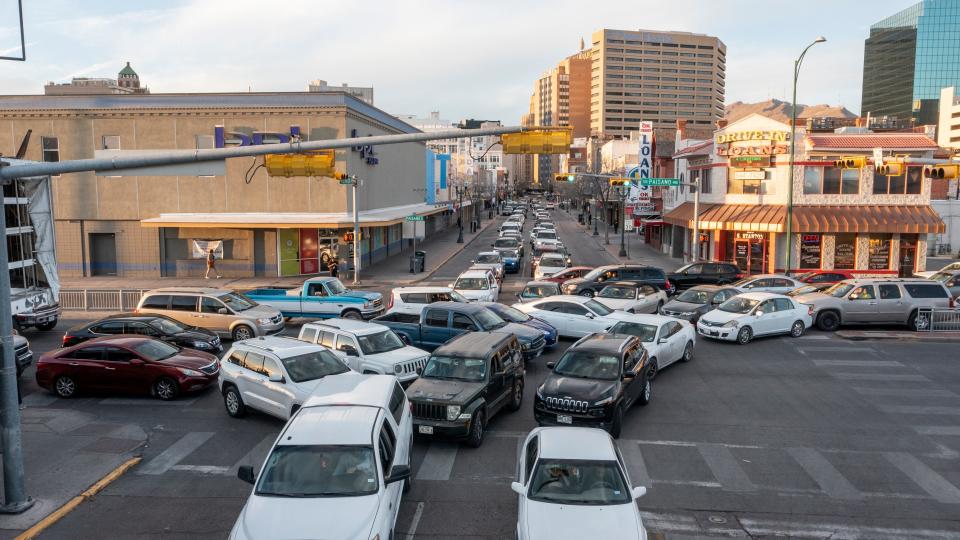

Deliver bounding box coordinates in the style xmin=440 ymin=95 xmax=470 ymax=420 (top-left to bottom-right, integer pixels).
xmin=191 ymin=240 xmax=223 ymax=259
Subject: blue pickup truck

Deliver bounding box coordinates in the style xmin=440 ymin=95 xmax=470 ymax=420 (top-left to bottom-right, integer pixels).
xmin=243 ymin=277 xmax=383 ymax=320
xmin=372 ymin=301 xmax=545 ymax=359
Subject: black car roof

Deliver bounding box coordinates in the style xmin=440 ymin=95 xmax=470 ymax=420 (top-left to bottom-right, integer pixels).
xmin=433 ymin=331 xmax=514 ymax=358
xmin=570 ymin=333 xmax=635 ymax=353
xmin=100 ymin=313 xmax=165 ymax=322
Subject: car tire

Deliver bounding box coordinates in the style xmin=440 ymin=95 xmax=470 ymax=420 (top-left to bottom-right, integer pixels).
xmin=609 ymin=405 xmax=624 ymax=439
xmin=342 ymin=310 xmax=363 ymax=321
xmin=637 ymin=376 xmax=652 ymax=406
xmin=737 ymin=326 xmax=753 ymax=345
xmin=907 ymin=310 xmax=928 ymax=332
xmin=231 ymin=325 xmax=254 ymax=341
xmin=223 ymin=385 xmax=246 ymax=418
xmin=656 ymin=301 xmax=664 ymax=313
xmin=790 ymin=320 xmax=805 ymax=337
xmin=507 ymin=380 xmax=523 ymax=412
xmin=36 ymin=320 xmax=57 ymax=331
xmin=154 ymin=377 xmax=179 ymax=401
xmin=54 ymin=375 xmax=77 ymax=398
xmin=579 ymin=289 xmax=594 ymax=298
xmin=816 ymin=311 xmax=840 ymax=332
xmin=647 ymin=357 xmax=658 ymax=380
xmin=466 ymin=410 xmax=485 ymax=448
xmin=681 ymin=341 xmax=694 ymax=362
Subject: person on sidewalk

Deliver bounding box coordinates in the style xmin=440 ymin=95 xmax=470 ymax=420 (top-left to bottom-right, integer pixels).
xmin=328 ymin=257 xmax=339 ymax=278
xmin=204 ymin=248 xmax=221 ymax=279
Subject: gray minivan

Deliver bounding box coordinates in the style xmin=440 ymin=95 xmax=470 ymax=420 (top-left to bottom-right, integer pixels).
xmin=794 ymin=278 xmax=954 ymax=331
xmin=136 ymin=287 xmax=284 ymax=341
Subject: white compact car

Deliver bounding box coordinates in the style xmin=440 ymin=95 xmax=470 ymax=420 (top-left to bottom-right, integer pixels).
xmin=533 ymin=253 xmax=568 ymax=280
xmin=595 ymin=282 xmax=669 ymax=314
xmin=697 ymin=292 xmax=814 ymax=344
xmin=386 ymin=286 xmax=469 ymax=316
xmin=511 ymin=427 xmax=648 ymax=540
xmin=732 ymin=274 xmax=804 ymax=294
xmin=452 ymin=269 xmax=500 ymax=302
xmin=219 ymin=336 xmax=352 ymax=421
xmin=512 ymin=295 xmax=631 ymax=338
xmin=298 ymin=319 xmax=429 ymax=385
xmin=473 ymin=251 xmax=505 ymax=281
xmin=230 ymin=374 xmax=412 ymax=540
xmin=605 ymin=313 xmax=696 ymax=378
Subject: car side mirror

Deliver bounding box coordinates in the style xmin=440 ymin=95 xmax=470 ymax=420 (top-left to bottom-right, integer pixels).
xmin=510 ymin=481 xmax=525 ymax=495
xmin=657 ymin=338 xmax=667 ymax=344
xmin=585 ymin=312 xmax=595 ymax=319
xmin=237 ymin=465 xmax=256 ymax=485
xmin=546 ymin=361 xmax=555 ymax=370
xmin=342 ymin=345 xmax=359 ymax=357
xmin=130 ymin=358 xmax=144 ymax=366
xmin=218 ymin=308 xmax=229 ymax=315
xmin=385 ymin=464 xmax=411 ymax=485
xmin=632 ymin=486 xmax=647 ymax=499
xmin=268 ymin=373 xmax=284 ymax=383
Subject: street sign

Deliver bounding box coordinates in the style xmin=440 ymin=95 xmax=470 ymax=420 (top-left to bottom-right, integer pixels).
xmin=873 ymin=147 xmax=883 ymax=166
xmin=339 ymin=178 xmax=353 ymax=185
xmin=640 ymin=178 xmax=680 ymax=187
xmin=405 ymin=215 xmax=425 ymax=222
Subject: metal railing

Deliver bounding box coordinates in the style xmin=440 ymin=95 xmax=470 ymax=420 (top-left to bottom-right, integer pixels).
xmin=916 ymin=307 xmax=960 ymax=332
xmin=58 ymin=289 xmax=149 ymax=311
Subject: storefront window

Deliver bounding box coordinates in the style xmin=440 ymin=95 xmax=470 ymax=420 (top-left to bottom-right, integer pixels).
xmin=727 ymin=174 xmax=761 ymax=194
xmin=822 ymin=167 xmax=859 ymax=195
xmin=873 ymin=166 xmax=922 ymax=195
xmin=803 ymin=167 xmax=821 ymax=194
xmin=800 ymin=234 xmax=822 ymax=269
xmin=868 ymin=234 xmax=892 ymax=270
xmin=834 ymin=234 xmax=856 ymax=270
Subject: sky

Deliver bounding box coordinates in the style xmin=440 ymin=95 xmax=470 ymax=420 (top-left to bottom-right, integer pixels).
xmin=0 ymin=0 xmax=918 ymax=123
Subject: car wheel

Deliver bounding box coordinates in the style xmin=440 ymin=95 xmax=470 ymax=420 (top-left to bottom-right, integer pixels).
xmin=154 ymin=377 xmax=179 ymax=401
xmin=647 ymin=357 xmax=658 ymax=380
xmin=36 ymin=320 xmax=58 ymax=331
xmin=790 ymin=320 xmax=805 ymax=337
xmin=579 ymin=289 xmax=594 ymax=298
xmin=816 ymin=311 xmax=840 ymax=332
xmin=231 ymin=325 xmax=254 ymax=341
xmin=907 ymin=310 xmax=929 ymax=332
xmin=637 ymin=377 xmax=652 ymax=406
xmin=656 ymin=301 xmax=664 ymax=313
xmin=737 ymin=326 xmax=753 ymax=345
xmin=466 ymin=410 xmax=485 ymax=448
xmin=609 ymin=405 xmax=624 ymax=439
xmin=223 ymin=385 xmax=246 ymax=418
xmin=507 ymin=380 xmax=523 ymax=412
xmin=681 ymin=341 xmax=694 ymax=362
xmin=342 ymin=310 xmax=363 ymax=321
xmin=54 ymin=375 xmax=77 ymax=398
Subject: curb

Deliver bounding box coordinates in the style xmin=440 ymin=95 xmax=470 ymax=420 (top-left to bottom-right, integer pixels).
xmin=836 ymin=331 xmax=960 ymax=343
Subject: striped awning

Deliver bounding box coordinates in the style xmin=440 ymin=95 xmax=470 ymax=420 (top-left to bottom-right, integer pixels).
xmin=793 ymin=205 xmax=944 ymax=234
xmin=664 ymin=202 xmax=783 ymax=232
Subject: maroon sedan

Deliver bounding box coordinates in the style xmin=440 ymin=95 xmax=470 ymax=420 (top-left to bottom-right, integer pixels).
xmin=36 ymin=336 xmax=219 ymax=400
xmin=541 ymin=265 xmax=592 ymax=284
xmin=794 ymin=269 xmax=856 ymax=284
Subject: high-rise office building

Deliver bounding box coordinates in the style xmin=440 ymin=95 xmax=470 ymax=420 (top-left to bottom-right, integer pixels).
xmin=590 ymin=28 xmax=726 ymax=137
xmin=861 ymin=0 xmax=960 ymax=125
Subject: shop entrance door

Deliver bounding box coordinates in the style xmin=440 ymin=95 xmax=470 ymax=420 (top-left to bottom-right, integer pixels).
xmin=734 ymin=238 xmax=766 ymax=274
xmin=750 ymin=241 xmax=765 ymax=274
xmin=898 ymin=235 xmax=917 ymax=277
xmin=89 ymin=233 xmax=118 ymax=276
xmin=734 ymin=240 xmax=750 ymax=273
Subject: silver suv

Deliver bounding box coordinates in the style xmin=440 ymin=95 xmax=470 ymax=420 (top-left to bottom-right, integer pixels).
xmin=794 ymin=278 xmax=954 ymax=331
xmin=136 ymin=287 xmax=284 ymax=341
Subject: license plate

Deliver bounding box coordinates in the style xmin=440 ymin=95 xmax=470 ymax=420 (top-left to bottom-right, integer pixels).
xmin=709 ymin=331 xmax=719 ymax=337
xmin=38 ymin=317 xmax=51 ymax=323
xmin=557 ymin=414 xmax=572 ymax=425
xmin=418 ymin=425 xmax=434 ymax=435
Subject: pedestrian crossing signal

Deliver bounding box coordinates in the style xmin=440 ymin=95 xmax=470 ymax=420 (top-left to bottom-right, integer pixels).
xmin=264 ymin=150 xmax=335 ymax=177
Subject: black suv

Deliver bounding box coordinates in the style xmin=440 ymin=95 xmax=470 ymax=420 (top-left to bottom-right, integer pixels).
xmin=534 ymin=333 xmax=650 ymax=438
xmin=62 ymin=313 xmax=222 ymax=352
xmin=667 ymin=261 xmax=743 ymax=290
xmin=407 ymin=332 xmax=524 ymax=448
xmin=562 ymin=264 xmax=674 ymax=297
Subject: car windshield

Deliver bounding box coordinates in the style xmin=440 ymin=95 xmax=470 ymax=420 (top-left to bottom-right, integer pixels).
xmin=421 ymin=355 xmax=487 ymax=382
xmin=528 ymin=459 xmax=631 ymax=505
xmin=930 ymin=272 xmax=953 ymax=283
xmin=487 ymin=304 xmax=530 ymax=323
xmin=326 ymin=279 xmax=348 ymax=295
xmin=718 ymin=297 xmax=759 ymax=314
xmin=584 ymin=299 xmax=612 ymax=316
xmin=256 ymin=445 xmax=377 ymax=497
xmin=149 ymin=318 xmax=187 ymax=334
xmin=522 ymin=285 xmax=558 ymax=298
xmin=598 ymin=286 xmax=635 ymax=299
xmin=219 ymin=292 xmax=257 ymax=312
xmin=494 ymin=239 xmax=518 ymax=248
xmin=280 ymin=350 xmax=350 ymax=382
xmin=476 ymin=254 xmax=500 ymax=264
xmin=676 ymin=289 xmax=709 ymax=304
xmin=455 ymin=278 xmax=488 ymax=290
xmin=475 ymin=309 xmax=507 ymax=330
xmin=825 ymin=283 xmax=855 ymax=298
xmin=357 ymin=330 xmax=405 ymax=355
xmin=553 ymin=350 xmax=620 ymax=380
xmin=133 ymin=339 xmax=179 ymax=361
xmin=540 ymin=255 xmax=565 ymax=267
xmin=502 ymin=250 xmax=520 ymax=259
xmin=608 ymin=322 xmax=657 ymax=342
xmin=794 ymin=272 xmax=816 ymax=281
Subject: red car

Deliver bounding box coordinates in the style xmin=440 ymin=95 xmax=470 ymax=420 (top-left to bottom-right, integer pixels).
xmin=794 ymin=270 xmax=856 ymax=284
xmin=36 ymin=336 xmax=219 ymax=400
xmin=542 ymin=266 xmax=593 ymax=284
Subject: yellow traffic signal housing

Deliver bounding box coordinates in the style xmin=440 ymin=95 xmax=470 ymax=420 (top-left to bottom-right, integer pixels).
xmin=502 ymin=128 xmax=572 ymax=155
xmin=923 ymin=165 xmax=960 ymax=179
xmin=264 ymin=150 xmax=335 ymax=177
xmin=554 ymin=174 xmax=575 ymax=182
xmin=876 ymin=161 xmax=904 ymax=176
xmin=332 ymin=171 xmax=350 ymax=181
xmin=834 ymin=156 xmax=867 ymax=169
xmin=609 ymin=177 xmax=629 ymax=187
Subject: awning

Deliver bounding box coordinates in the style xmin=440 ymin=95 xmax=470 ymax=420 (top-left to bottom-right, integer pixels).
xmin=140 ymin=202 xmax=451 ymax=229
xmin=664 ymin=202 xmax=783 ymax=232
xmin=793 ymin=205 xmax=944 ymax=234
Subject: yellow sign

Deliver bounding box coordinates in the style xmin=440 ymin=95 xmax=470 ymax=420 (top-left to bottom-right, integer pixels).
xmin=716 ymin=131 xmax=790 ymax=144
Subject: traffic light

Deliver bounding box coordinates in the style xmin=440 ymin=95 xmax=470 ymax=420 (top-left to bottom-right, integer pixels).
xmin=923 ymin=165 xmax=960 ymax=179
xmin=876 ymin=161 xmax=904 ymax=176
xmin=264 ymin=150 xmax=335 ymax=177
xmin=609 ymin=177 xmax=628 ymax=187
xmin=501 ymin=128 xmax=573 ymax=155
xmin=332 ymin=171 xmax=350 ymax=181
xmin=554 ymin=174 xmax=575 ymax=182
xmin=833 ymin=156 xmax=867 ymax=169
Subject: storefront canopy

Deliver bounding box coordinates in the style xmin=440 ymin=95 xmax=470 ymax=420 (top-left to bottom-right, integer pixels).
xmin=140 ymin=202 xmax=451 ymax=229
xmin=664 ymin=202 xmax=783 ymax=232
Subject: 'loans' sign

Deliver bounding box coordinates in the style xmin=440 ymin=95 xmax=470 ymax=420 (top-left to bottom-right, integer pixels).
xmin=629 ymin=121 xmax=654 ymax=204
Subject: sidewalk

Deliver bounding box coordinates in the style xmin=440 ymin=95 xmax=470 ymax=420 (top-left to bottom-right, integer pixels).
xmin=569 ymin=210 xmax=685 ymax=271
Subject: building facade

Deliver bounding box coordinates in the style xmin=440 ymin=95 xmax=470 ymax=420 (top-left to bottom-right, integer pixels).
xmin=308 ymin=80 xmax=374 ymax=105
xmin=862 ymin=0 xmax=960 ymax=125
xmin=44 ymin=62 xmax=150 ymax=95
xmin=665 ymin=113 xmax=944 ymax=276
xmin=0 ymin=92 xmax=454 ymax=279
xmin=938 ymin=86 xmax=960 ymax=153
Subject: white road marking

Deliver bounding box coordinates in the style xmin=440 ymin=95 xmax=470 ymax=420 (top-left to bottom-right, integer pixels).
xmin=404 ymin=501 xmax=425 ymax=540
xmin=697 ymin=443 xmax=756 ymax=492
xmin=738 ymin=516 xmax=960 ymax=539
xmin=800 ymin=346 xmax=875 ymax=353
xmin=616 ymin=440 xmax=652 ymax=487
xmin=99 ymin=397 xmax=198 ymax=406
xmin=812 ymin=359 xmax=903 ymax=368
xmin=832 ymin=372 xmax=929 ymax=382
xmin=636 ymin=439 xmax=763 ymax=449
xmin=915 ymin=426 xmax=960 ymax=436
xmin=137 ymin=432 xmax=214 ymax=475
xmin=884 ymin=451 xmax=960 ymax=504
xmin=787 ymin=447 xmax=862 ymax=500
xmin=170 ymin=464 xmax=231 ymax=474
xmin=415 ymin=443 xmax=458 ymax=481
xmin=880 ymin=405 xmax=960 ymax=415
xmin=228 ymin=434 xmax=278 ymax=474
xmin=854 ymin=387 xmax=957 ymax=397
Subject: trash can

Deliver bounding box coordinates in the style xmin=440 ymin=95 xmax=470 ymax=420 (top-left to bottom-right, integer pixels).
xmin=578 ymin=213 xmax=584 ymax=224
xmin=409 ymin=250 xmax=426 ymax=273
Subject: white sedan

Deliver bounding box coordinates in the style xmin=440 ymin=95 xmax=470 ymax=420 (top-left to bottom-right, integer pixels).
xmin=605 ymin=313 xmax=695 ymax=379
xmin=512 ymin=426 xmax=648 ymax=540
xmin=595 ymin=282 xmax=669 ymax=314
xmin=732 ymin=274 xmax=804 ymax=294
xmin=512 ymin=295 xmax=631 ymax=338
xmin=697 ymin=292 xmax=814 ymax=344
xmin=533 ymin=253 xmax=568 ymax=280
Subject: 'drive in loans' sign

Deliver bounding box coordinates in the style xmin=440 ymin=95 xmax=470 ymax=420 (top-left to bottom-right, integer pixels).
xmin=631 ymin=121 xmax=653 ymax=203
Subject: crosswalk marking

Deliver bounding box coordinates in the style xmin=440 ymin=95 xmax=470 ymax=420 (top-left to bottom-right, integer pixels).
xmin=831 ymin=372 xmax=929 ymax=381
xmin=884 ymin=452 xmax=960 ymax=504
xmin=697 ymin=443 xmax=755 ymax=492
xmin=812 ymin=359 xmax=903 ymax=368
xmin=737 ymin=516 xmax=960 ymax=540
xmin=915 ymin=426 xmax=960 ymax=436
xmin=787 ymin=447 xmax=862 ymax=500
xmin=616 ymin=440 xmax=652 ymax=487
xmin=854 ymin=387 xmax=957 ymax=397
xmin=138 ymin=432 xmax=214 ymax=475
xmin=801 ymin=346 xmax=876 ymax=353
xmin=415 ymin=443 xmax=458 ymax=481
xmin=880 ymin=405 xmax=960 ymax=415
xmin=229 ymin=434 xmax=278 ymax=475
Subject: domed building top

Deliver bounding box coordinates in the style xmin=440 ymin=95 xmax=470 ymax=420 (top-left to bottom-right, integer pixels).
xmin=119 ymin=62 xmax=138 ymax=78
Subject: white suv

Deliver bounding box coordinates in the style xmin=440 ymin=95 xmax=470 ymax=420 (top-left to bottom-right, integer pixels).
xmin=219 ymin=336 xmax=353 ymax=421
xmin=298 ymin=319 xmax=429 ymax=385
xmin=230 ymin=374 xmax=412 ymax=540
xmin=452 ymin=269 xmax=500 ymax=302
xmin=386 ymin=286 xmax=470 ymax=316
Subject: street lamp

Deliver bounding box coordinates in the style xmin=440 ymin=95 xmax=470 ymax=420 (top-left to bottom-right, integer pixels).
xmin=785 ymin=36 xmax=826 ymax=275
xmin=617 ymin=183 xmax=629 ymax=257
xmin=455 ymin=183 xmax=466 ymax=244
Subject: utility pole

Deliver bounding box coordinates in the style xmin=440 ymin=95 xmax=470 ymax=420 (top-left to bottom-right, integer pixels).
xmin=691 ymin=176 xmax=700 ymax=263
xmin=618 ymin=184 xmax=628 ymax=257
xmin=456 ymin=183 xmax=465 ymax=244
xmin=351 ymin=176 xmax=360 ymax=286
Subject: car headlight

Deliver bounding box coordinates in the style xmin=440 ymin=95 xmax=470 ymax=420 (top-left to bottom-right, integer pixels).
xmin=192 ymin=341 xmax=211 ymax=349
xmin=177 ymin=367 xmax=202 ymax=376
xmin=593 ymin=396 xmax=614 ymax=406
xmin=521 ymin=341 xmax=531 ymax=350
xmin=256 ymin=317 xmax=272 ymax=326
xmin=446 ymin=405 xmax=461 ymax=421
xmin=536 ymin=386 xmax=545 ymax=399
xmin=722 ymin=320 xmax=739 ymax=328
xmin=394 ymin=364 xmax=403 ymax=374
xmin=364 ymin=301 xmax=372 ymax=308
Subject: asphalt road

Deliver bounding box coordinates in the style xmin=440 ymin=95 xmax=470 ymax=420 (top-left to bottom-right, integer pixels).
xmin=11 ymin=210 xmax=960 ymax=539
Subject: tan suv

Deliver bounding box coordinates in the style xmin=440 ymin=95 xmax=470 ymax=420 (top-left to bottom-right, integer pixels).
xmin=794 ymin=278 xmax=954 ymax=331
xmin=136 ymin=288 xmax=284 ymax=341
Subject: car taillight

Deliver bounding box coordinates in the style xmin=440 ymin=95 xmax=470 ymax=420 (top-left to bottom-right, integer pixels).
xmin=62 ymin=334 xmax=71 ymax=347
xmin=736 ymin=273 xmax=747 ymax=279
xmin=664 ymin=278 xmax=672 ymax=291
xmin=386 ymin=294 xmax=393 ymax=310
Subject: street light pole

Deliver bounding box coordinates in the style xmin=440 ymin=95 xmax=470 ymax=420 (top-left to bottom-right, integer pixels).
xmin=351 ymin=176 xmax=361 ymax=286
xmin=785 ymin=36 xmax=826 ymax=276
xmin=618 ymin=186 xmax=628 ymax=257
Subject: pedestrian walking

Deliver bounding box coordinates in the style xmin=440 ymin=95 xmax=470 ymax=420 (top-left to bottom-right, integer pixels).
xmin=204 ymin=248 xmax=221 ymax=279
xmin=328 ymin=258 xmax=339 ymax=278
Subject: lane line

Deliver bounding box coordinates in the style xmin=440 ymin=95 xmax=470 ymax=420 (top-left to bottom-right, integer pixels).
xmin=99 ymin=397 xmax=198 ymax=406
xmin=801 ymin=346 xmax=875 ymax=353
xmin=915 ymin=426 xmax=960 ymax=436
xmin=884 ymin=451 xmax=960 ymax=504
xmin=832 ymin=373 xmax=929 ymax=382
xmin=880 ymin=405 xmax=960 ymax=415
xmin=404 ymin=501 xmax=425 ymax=540
xmin=787 ymin=447 xmax=862 ymax=500
xmin=812 ymin=359 xmax=903 ymax=368
xmin=853 ymin=387 xmax=957 ymax=397
xmin=414 ymin=443 xmax=458 ymax=481
xmin=697 ymin=443 xmax=756 ymax=492
xmin=137 ymin=432 xmax=214 ymax=475
xmin=616 ymin=440 xmax=652 ymax=487
xmin=228 ymin=434 xmax=278 ymax=474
